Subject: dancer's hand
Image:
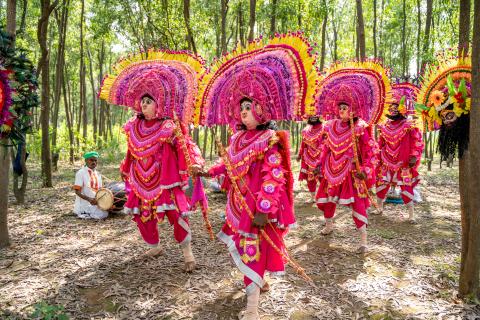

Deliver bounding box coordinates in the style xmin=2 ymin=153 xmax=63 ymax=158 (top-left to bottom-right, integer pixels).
xmin=313 ymin=166 xmax=321 ymax=175
xmin=190 ymin=164 xmax=202 ymax=176
xmin=252 ymin=213 xmax=268 ymax=228
xmin=89 ymin=198 xmax=98 ymax=205
xmin=408 ymin=156 xmax=417 ymax=168
xmin=296 ymin=155 xmax=301 ymax=162
xmin=355 ymin=171 xmax=367 ymax=180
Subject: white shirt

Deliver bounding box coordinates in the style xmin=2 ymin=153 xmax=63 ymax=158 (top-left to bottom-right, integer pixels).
xmin=73 ymin=166 xmax=108 ymax=219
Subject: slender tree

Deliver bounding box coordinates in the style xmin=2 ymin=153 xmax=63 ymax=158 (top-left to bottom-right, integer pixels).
xmin=270 ymin=0 xmax=278 ymax=36
xmin=356 ymin=0 xmax=366 ymax=59
xmin=38 ymin=0 xmax=59 ymax=187
xmin=248 ymin=0 xmax=256 ymax=41
xmin=458 ymin=0 xmax=479 ymax=299
xmin=183 ymin=0 xmax=197 ymax=54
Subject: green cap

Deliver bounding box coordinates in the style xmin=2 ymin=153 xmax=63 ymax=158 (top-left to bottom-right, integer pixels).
xmin=83 ymin=151 xmax=99 ymax=159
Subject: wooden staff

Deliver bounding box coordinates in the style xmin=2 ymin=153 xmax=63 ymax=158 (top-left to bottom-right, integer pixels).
xmin=349 ymin=113 xmax=378 ymax=209
xmin=215 ymin=138 xmax=313 ymax=284
xmin=174 ymin=116 xmax=214 ymax=240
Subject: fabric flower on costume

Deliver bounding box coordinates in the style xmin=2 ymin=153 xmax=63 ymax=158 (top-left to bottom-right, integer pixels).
xmin=266 ymin=152 xmax=282 ymax=168
xmin=256 ymin=196 xmax=277 ymax=214
xmin=429 ymin=90 xmax=445 ymax=107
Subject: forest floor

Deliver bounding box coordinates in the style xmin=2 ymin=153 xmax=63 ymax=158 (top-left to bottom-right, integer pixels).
xmin=1 ymin=158 xmax=479 ymax=320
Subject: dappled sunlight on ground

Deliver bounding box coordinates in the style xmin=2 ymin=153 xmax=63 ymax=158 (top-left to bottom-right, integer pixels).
xmin=0 ymin=159 xmax=479 ymax=319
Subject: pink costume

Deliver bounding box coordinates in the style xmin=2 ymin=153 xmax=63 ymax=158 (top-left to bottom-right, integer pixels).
xmin=314 ymin=61 xmax=390 ymax=230
xmin=120 ymin=118 xmax=204 ymax=247
xmin=316 ymin=118 xmax=377 ymax=229
xmin=99 ymin=49 xmax=207 ymax=248
xmin=298 ymin=123 xmax=324 ymax=193
xmin=376 ymin=83 xmax=424 ymax=204
xmin=198 ymin=33 xmax=318 ymax=293
xmin=209 ymin=130 xmax=295 ymax=292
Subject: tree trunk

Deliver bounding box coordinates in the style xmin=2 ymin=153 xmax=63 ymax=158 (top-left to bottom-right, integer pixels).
xmin=458 ymin=0 xmax=479 ymax=299
xmin=422 ymin=0 xmax=433 ymax=67
xmin=38 ymin=0 xmax=57 ymax=188
xmin=202 ymin=126 xmax=208 ymax=158
xmin=98 ymin=41 xmax=106 ymax=141
xmin=52 ymin=0 xmax=69 ymax=166
xmin=319 ymin=4 xmax=328 ymax=70
xmin=270 ymin=0 xmax=278 ymax=36
xmin=459 ymin=0 xmax=471 ymax=56
xmin=6 ymin=0 xmax=16 ymax=43
xmin=401 ymin=0 xmax=407 ymax=77
xmin=183 ymin=0 xmax=197 ymax=54
xmin=378 ymin=0 xmax=385 ymax=59
xmin=416 ymin=0 xmax=421 ymax=74
xmin=373 ymin=0 xmax=377 ymax=57
xmin=332 ymin=14 xmax=338 ymax=61
xmin=248 ymin=0 xmax=256 ymax=41
xmin=238 ymin=3 xmax=245 ymax=47
xmin=221 ymin=0 xmax=229 ymax=53
xmin=0 ymin=144 xmax=10 ymax=248
xmin=80 ymin=0 xmax=87 ymax=140
xmin=63 ymin=65 xmax=74 ymax=163
xmin=0 ymin=0 xmax=16 ymax=248
xmin=86 ymin=45 xmax=98 ymax=143
xmin=355 ymin=0 xmax=366 ymax=59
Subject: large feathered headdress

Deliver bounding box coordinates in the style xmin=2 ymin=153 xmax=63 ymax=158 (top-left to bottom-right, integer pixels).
xmin=415 ymin=52 xmax=471 ymax=131
xmin=99 ymin=49 xmax=207 ymax=124
xmin=389 ymin=82 xmax=419 ymax=117
xmin=197 ymin=32 xmax=318 ymax=127
xmin=315 ymin=60 xmax=392 ymax=125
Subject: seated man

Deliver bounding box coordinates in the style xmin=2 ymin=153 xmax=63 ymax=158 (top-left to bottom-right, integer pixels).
xmin=72 ymin=151 xmax=108 ymax=220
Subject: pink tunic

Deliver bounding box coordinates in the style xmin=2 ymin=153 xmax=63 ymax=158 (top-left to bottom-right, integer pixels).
xmin=316 ymin=119 xmax=378 ymax=228
xmin=298 ymin=123 xmax=324 ymax=187
xmin=120 ymin=118 xmax=204 ymax=222
xmin=209 ymin=129 xmax=296 ymax=291
xmin=376 ymin=119 xmax=424 ymax=202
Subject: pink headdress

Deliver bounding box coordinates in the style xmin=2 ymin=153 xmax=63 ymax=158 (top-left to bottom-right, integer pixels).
xmin=198 ymin=32 xmax=318 ymax=127
xmin=99 ymin=49 xmax=206 ymax=124
xmin=315 ymin=60 xmax=392 ymax=125
xmin=390 ymin=82 xmax=419 ymax=116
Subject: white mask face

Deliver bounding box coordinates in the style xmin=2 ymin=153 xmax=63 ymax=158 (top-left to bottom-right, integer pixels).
xmin=240 ymin=101 xmax=260 ymax=130
xmin=141 ymin=96 xmax=157 ymax=120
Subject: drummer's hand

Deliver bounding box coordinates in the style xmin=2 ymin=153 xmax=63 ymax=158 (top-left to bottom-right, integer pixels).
xmin=89 ymin=198 xmax=98 ymax=205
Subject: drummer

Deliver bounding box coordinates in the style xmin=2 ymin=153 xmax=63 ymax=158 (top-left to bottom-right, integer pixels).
xmin=72 ymin=151 xmax=108 ymax=220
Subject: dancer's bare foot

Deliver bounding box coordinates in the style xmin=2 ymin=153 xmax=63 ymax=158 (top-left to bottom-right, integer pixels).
xmin=144 ymin=246 xmax=164 ymax=257
xmin=239 ymin=310 xmax=260 ymax=320
xmin=320 ymin=225 xmax=333 ymax=235
xmin=184 ymin=260 xmax=196 ymax=273
xmin=356 ymin=245 xmax=367 ymax=255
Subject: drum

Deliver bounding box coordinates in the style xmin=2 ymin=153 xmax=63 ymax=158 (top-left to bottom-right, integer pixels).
xmin=95 ymin=182 xmax=127 ymax=213
xmin=96 ymin=188 xmax=114 ymax=211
